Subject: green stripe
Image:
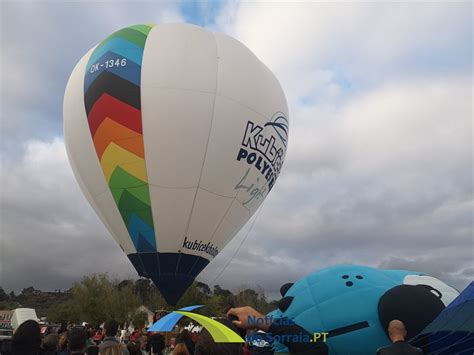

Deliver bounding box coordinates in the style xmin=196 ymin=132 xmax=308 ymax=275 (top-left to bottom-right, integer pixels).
xmin=118 ymin=190 xmax=154 ymax=225
xmin=109 ymin=167 xmax=151 ymax=205
xmin=111 ymin=185 xmax=151 ymax=206
xmin=126 ymin=185 xmax=151 ymax=205
xmin=109 ymin=166 xmax=145 ymax=188
xmin=103 ymin=27 xmax=148 ymax=48
xmin=128 ymin=24 xmax=153 ymax=36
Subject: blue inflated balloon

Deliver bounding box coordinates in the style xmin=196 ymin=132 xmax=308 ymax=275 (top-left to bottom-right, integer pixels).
xmin=269 ymin=265 xmax=459 ymax=354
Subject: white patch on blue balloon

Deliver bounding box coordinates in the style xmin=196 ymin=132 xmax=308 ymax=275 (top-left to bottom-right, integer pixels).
xmin=403 ymin=275 xmax=459 ymax=306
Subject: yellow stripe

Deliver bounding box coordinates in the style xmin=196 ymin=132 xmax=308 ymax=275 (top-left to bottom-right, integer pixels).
xmin=100 ymin=142 xmax=148 ymax=182
xmin=175 ymin=311 xmax=244 ymax=343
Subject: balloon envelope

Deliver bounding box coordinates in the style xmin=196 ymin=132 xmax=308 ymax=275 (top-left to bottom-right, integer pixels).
xmin=64 ymin=23 xmax=289 ymax=305
xmin=268 ymin=265 xmax=459 ymax=354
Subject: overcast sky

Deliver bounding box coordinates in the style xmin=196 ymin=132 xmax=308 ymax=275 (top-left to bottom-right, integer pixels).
xmin=1 ymin=1 xmax=472 ymax=299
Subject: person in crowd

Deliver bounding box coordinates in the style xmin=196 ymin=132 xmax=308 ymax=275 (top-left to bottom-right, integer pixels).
xmin=130 ymin=329 xmax=140 ymax=342
xmin=191 ymin=332 xmax=198 ymax=345
xmin=120 ymin=329 xmax=130 ymax=344
xmin=126 ymin=341 xmax=141 ymax=355
xmin=147 ymin=332 xmax=165 ymax=355
xmin=84 ymin=330 xmax=99 ymax=355
xmin=1 ymin=337 xmax=13 ymax=355
xmin=162 ymin=336 xmax=175 ymax=355
xmin=42 ymin=334 xmax=59 ymax=355
xmin=227 ymin=306 xmax=328 ymax=355
xmin=139 ymin=335 xmax=148 ymax=355
xmin=85 ymin=330 xmax=96 ymax=348
xmin=11 ymin=319 xmax=42 ymax=355
xmin=98 ymin=320 xmax=129 ymax=355
xmin=85 ymin=346 xmax=99 ymax=355
xmin=58 ymin=323 xmax=68 ymax=336
xmin=246 ymin=330 xmax=273 ymax=355
xmin=92 ymin=329 xmax=103 ymax=344
xmin=376 ymin=320 xmax=423 ymax=355
xmin=176 ymin=330 xmax=193 ymax=355
xmin=58 ymin=332 xmax=70 ymax=355
xmin=242 ymin=343 xmax=251 ymax=355
xmin=194 ymin=318 xmax=242 ymax=355
xmin=68 ymin=328 xmax=87 ymax=355
xmin=170 ymin=343 xmax=189 ymax=355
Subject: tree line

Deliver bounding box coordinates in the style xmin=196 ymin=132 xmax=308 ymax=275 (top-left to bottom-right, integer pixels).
xmin=0 ymin=274 xmax=277 ymax=327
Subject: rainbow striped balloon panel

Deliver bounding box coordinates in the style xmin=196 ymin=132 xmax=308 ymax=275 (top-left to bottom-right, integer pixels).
xmin=83 ymin=24 xmax=156 ymax=253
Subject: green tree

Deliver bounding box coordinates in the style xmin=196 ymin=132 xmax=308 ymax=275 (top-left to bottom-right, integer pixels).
xmin=21 ymin=287 xmax=36 ymax=295
xmin=213 ymin=285 xmax=233 ymax=298
xmin=205 ymin=294 xmax=233 ymax=317
xmin=110 ymin=282 xmax=140 ymax=324
xmin=196 ymin=282 xmax=211 ymax=297
xmin=131 ymin=311 xmax=148 ymax=329
xmin=0 ymin=287 xmax=8 ymax=302
xmin=234 ymin=286 xmax=273 ymax=314
xmin=66 ymin=274 xmax=141 ymax=324
xmin=47 ymin=300 xmax=80 ymax=324
xmin=176 ymin=282 xmax=209 ymax=309
xmin=117 ymin=280 xmax=134 ymax=289
xmin=20 ymin=274 xmax=277 ymax=324
xmin=147 ymin=290 xmax=168 ymax=312
xmin=71 ymin=274 xmax=114 ymax=324
xmin=0 ymin=287 xmax=20 ymax=310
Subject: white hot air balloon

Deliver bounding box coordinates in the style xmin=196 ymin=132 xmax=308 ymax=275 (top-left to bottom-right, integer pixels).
xmin=64 ymin=23 xmax=289 ymax=305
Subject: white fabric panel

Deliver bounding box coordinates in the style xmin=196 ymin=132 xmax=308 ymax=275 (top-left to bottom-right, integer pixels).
xmin=182 ymin=188 xmax=234 ymax=256
xmin=209 ymin=216 xmax=240 ymax=252
xmin=199 ymin=96 xmax=270 ymax=214
xmin=214 ymin=32 xmax=289 ymax=119
xmin=224 ymin=199 xmax=251 ymax=233
xmin=147 ymin=186 xmax=196 ymax=253
xmin=211 ymin=199 xmax=251 ymax=252
xmin=142 ymin=23 xmax=217 ymax=92
xmin=63 ymin=49 xmax=136 ymax=254
xmin=141 ymin=88 xmax=215 ymax=188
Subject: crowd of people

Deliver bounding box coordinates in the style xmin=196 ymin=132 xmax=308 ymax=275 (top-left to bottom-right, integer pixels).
xmin=2 ymin=319 xmax=187 ymax=355
xmin=1 ymin=306 xmax=422 ymax=355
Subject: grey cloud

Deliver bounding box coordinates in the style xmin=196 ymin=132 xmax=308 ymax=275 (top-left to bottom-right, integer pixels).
xmin=379 ymin=255 xmax=474 ymax=291
xmin=1 ymin=2 xmax=472 ymax=300
xmin=0 ymin=139 xmax=136 ymax=292
xmin=1 ymin=2 xmax=183 ymax=154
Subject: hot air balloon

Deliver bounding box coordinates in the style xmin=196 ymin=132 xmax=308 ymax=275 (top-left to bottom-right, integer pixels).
xmin=268 ymin=265 xmax=459 ymax=354
xmin=63 ymin=23 xmax=289 ymax=305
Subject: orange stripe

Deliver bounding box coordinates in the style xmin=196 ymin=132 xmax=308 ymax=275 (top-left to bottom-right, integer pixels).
xmin=93 ymin=117 xmax=145 ymax=159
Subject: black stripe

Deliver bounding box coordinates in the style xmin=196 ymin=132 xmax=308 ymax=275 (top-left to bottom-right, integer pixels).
xmin=327 ymin=321 xmax=370 ymax=338
xmin=84 ymin=71 xmax=141 ymax=115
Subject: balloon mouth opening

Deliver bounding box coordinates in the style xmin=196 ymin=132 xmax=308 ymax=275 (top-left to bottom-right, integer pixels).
xmin=128 ymin=252 xmax=210 ymax=306
xmin=152 ymin=275 xmax=194 ymax=306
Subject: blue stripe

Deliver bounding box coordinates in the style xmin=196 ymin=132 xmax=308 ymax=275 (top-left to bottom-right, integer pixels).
xmin=88 ymin=38 xmax=144 ymax=67
xmin=148 ymin=312 xmax=184 ymax=332
xmin=84 ymin=51 xmax=142 ymax=90
xmin=128 ymin=213 xmax=156 ymax=251
xmin=147 ymin=306 xmax=203 ymax=332
xmin=179 ymin=305 xmax=204 ymax=312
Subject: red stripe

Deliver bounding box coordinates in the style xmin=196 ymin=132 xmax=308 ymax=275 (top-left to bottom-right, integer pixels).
xmin=87 ymin=93 xmax=142 ymax=136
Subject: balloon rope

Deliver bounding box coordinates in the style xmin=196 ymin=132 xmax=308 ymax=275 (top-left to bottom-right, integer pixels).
xmin=208 ymin=203 xmax=265 ymax=286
